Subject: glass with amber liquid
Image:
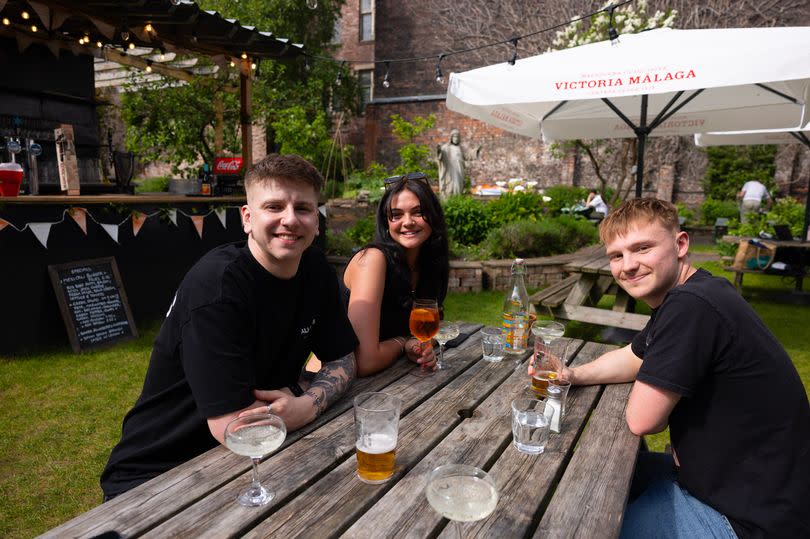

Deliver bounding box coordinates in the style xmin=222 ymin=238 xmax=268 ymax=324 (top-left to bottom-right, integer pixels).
xmin=409 ymin=299 xmax=440 ymax=374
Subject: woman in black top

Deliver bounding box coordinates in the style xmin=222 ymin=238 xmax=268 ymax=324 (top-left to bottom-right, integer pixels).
xmin=343 ymin=173 xmax=449 ymax=376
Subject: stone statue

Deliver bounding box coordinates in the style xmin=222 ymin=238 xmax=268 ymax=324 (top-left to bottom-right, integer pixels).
xmin=436 ymin=129 xmax=480 ymax=199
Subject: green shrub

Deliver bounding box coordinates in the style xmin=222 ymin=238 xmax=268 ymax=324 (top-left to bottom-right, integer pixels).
xmin=729 ymin=197 xmax=806 ymax=239
xmin=443 ymin=196 xmax=489 ymax=246
xmin=134 ymin=176 xmax=170 ymax=193
xmin=343 ymin=163 xmax=389 ymax=203
xmin=702 ymin=145 xmax=776 ymax=200
xmin=483 ymin=216 xmax=599 ymax=259
xmin=542 ymin=185 xmax=589 ymax=215
xmin=675 ymin=203 xmax=695 ymax=226
xmin=325 ymin=230 xmax=356 ymax=257
xmin=345 ymin=215 xmax=376 ymax=246
xmin=700 ymin=197 xmax=739 ymax=225
xmin=486 ymin=192 xmax=545 ymax=227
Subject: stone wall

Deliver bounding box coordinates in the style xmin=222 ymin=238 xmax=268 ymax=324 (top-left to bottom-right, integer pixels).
xmin=328 ymin=252 xmax=577 ymax=294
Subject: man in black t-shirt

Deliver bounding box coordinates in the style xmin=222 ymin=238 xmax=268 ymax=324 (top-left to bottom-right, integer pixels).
xmin=560 ymin=198 xmax=809 ymax=538
xmin=101 ymin=154 xmax=358 ymax=499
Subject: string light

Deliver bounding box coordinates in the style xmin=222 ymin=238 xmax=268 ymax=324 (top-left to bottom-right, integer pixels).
xmin=241 ymin=52 xmax=247 ymax=59
xmin=145 ymin=61 xmax=152 ymax=73
xmin=608 ymin=5 xmax=620 ymax=45
xmin=128 ymin=42 xmax=135 ymax=50
xmin=382 ymin=61 xmax=390 ymax=88
xmin=229 ymin=59 xmax=235 ymax=67
xmin=30 ymin=24 xmax=37 ymax=32
xmin=159 ymin=47 xmax=166 ymax=61
xmin=306 ymin=0 xmax=318 ymax=9
xmin=21 ymin=11 xmax=30 ymax=20
xmin=2 ymin=18 xmax=10 ymax=26
xmin=97 ymin=41 xmax=103 ymax=48
xmin=120 ymin=17 xmax=130 ymax=41
xmin=145 ymin=23 xmax=154 ymax=33
xmin=335 ymin=60 xmax=345 ymax=86
xmin=434 ymin=54 xmax=444 ymax=84
xmin=507 ymin=38 xmax=518 ymax=66
xmin=251 ymin=62 xmax=257 ymax=70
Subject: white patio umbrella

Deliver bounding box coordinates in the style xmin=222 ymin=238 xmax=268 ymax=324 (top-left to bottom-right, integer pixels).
xmin=695 ymin=127 xmax=810 ymax=241
xmin=446 ymin=27 xmax=810 ymax=197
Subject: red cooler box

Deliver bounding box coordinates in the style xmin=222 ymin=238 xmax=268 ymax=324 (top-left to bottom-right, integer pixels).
xmin=0 ymin=162 xmax=23 ymax=196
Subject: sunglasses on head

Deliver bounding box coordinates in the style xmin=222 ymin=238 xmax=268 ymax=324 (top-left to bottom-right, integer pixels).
xmin=383 ymin=172 xmax=430 ymax=190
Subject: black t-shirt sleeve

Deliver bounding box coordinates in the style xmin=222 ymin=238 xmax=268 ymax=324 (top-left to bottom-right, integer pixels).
xmin=310 ymin=260 xmax=358 ymax=363
xmin=636 ymin=292 xmax=728 ymax=398
xmin=181 ymin=301 xmax=256 ymax=418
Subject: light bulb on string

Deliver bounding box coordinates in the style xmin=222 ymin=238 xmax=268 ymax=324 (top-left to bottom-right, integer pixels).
xmin=120 ymin=17 xmax=130 ymax=41
xmin=145 ymin=61 xmax=152 ymax=73
xmin=97 ymin=41 xmax=103 ymax=48
xmin=2 ymin=18 xmax=10 ymax=26
xmin=382 ymin=62 xmax=390 ymax=88
xmin=229 ymin=59 xmax=235 ymax=68
xmin=251 ymin=62 xmax=257 ymax=70
xmin=335 ymin=60 xmax=345 ymax=86
xmin=434 ymin=54 xmax=445 ymax=85
xmin=241 ymin=52 xmax=248 ymax=59
xmin=145 ymin=23 xmax=154 ymax=33
xmin=128 ymin=42 xmax=135 ymax=50
xmin=608 ymin=5 xmax=620 ymax=45
xmin=507 ymin=38 xmax=518 ymax=68
xmin=306 ymin=0 xmax=318 ymax=9
xmin=30 ymin=24 xmax=37 ymax=32
xmin=21 ymin=11 xmax=30 ymax=20
xmin=159 ymin=48 xmax=166 ymax=61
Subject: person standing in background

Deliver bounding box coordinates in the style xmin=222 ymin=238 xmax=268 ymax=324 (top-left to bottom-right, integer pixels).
xmin=737 ymin=180 xmax=771 ymax=223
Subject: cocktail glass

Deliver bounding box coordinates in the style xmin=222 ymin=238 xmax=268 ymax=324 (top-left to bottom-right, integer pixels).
xmin=224 ymin=412 xmax=286 ymax=507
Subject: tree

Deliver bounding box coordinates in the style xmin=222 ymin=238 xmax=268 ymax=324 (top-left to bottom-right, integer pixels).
xmin=389 ymin=114 xmax=438 ymax=177
xmin=549 ymin=0 xmax=677 ymax=204
xmin=120 ymin=0 xmax=360 ymax=177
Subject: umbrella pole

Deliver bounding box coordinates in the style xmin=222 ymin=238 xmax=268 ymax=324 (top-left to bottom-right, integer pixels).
xmin=635 ymin=95 xmax=649 ymax=199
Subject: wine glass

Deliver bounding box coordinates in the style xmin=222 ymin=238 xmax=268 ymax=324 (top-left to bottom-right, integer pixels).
xmin=426 ymin=464 xmax=498 ymax=538
xmin=409 ymin=298 xmax=440 ymax=375
xmin=435 ymin=321 xmax=460 ymax=370
xmin=530 ymin=320 xmax=566 ymax=397
xmin=224 ymin=412 xmax=286 ymax=507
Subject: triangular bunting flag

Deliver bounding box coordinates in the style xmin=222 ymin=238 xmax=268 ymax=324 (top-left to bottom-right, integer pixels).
xmin=28 ymin=2 xmax=50 ymax=29
xmin=29 ymin=223 xmax=52 ymax=248
xmin=88 ymin=16 xmax=115 ymax=39
xmin=101 ymin=223 xmax=119 ymax=243
xmin=51 ymin=10 xmax=72 ymax=31
xmin=45 ymin=39 xmax=61 ymax=59
xmin=16 ymin=32 xmax=33 ymax=53
xmin=69 ymin=207 xmax=88 ymax=235
xmin=215 ymin=208 xmax=227 ymax=229
xmin=132 ymin=211 xmax=147 ymax=236
xmin=0 ymin=217 xmax=8 ymax=232
xmin=190 ymin=215 xmax=205 ymax=238
xmin=167 ymin=208 xmax=178 ymax=226
xmin=0 ymin=2 xmax=7 ymax=15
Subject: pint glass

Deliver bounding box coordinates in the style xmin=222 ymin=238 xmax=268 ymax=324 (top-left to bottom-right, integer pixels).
xmin=354 ymin=392 xmax=402 ymax=484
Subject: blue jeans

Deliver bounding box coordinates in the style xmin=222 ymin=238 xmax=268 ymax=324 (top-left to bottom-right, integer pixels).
xmin=620 ymin=452 xmax=738 ymax=539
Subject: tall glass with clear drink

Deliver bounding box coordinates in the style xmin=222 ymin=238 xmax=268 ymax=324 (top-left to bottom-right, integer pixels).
xmin=354 ymin=392 xmax=402 ymax=484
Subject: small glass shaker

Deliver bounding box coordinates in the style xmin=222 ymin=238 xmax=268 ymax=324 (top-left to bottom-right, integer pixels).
xmin=546 ymin=384 xmax=563 ymax=433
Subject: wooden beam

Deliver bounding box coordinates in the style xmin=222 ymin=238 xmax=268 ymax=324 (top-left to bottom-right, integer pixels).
xmin=103 ymin=47 xmax=194 ymax=82
xmin=239 ymin=57 xmax=253 ymax=165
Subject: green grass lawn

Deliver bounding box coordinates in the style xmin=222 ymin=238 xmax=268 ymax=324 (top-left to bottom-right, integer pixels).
xmin=1 ymin=256 xmax=808 ymax=538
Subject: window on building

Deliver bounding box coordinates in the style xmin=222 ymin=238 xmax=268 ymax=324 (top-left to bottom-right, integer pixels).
xmin=360 ymin=0 xmax=374 ymax=42
xmin=358 ymin=69 xmax=373 ymax=109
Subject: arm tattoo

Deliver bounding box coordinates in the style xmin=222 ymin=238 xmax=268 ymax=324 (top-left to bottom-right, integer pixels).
xmin=303 ymin=351 xmax=356 ymax=416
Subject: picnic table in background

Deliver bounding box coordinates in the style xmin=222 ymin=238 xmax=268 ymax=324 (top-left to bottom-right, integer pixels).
xmin=42 ymin=324 xmax=640 ymax=539
xmin=722 ymin=235 xmax=810 ymax=293
xmin=531 ymin=246 xmax=651 ymax=331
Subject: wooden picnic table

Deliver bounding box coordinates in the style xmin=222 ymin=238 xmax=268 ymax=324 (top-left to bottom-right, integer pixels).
xmin=41 ymin=324 xmax=640 ymax=539
xmin=721 ymin=235 xmax=810 ymax=293
xmin=531 ymin=247 xmax=650 ymax=331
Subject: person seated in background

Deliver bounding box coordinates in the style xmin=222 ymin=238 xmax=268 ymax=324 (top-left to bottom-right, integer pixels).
xmin=737 ymin=179 xmax=771 ymax=223
xmin=584 ymin=189 xmax=609 ymax=219
xmin=556 ymin=198 xmax=809 ymax=538
xmin=342 ymin=172 xmax=450 ymax=377
xmin=100 ymin=154 xmax=358 ymax=500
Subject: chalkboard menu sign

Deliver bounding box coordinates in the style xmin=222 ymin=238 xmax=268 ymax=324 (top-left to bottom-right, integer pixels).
xmin=48 ymin=257 xmax=138 ymax=353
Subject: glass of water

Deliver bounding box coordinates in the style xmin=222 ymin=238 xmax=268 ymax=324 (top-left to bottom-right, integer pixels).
xmin=426 ymin=464 xmax=498 ymax=537
xmin=481 ymin=326 xmax=506 ymax=362
xmin=511 ymin=398 xmax=553 ymax=454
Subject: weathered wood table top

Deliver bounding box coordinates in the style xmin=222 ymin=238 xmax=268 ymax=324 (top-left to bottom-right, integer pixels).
xmin=42 ymin=324 xmax=640 ymax=539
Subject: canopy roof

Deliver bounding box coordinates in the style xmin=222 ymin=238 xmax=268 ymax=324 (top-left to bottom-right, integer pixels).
xmin=0 ymin=0 xmax=303 ymax=61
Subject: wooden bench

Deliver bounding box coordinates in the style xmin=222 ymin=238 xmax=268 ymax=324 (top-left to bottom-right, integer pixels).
xmin=530 ymin=275 xmax=580 ymax=308
xmin=723 ymin=265 xmax=807 ymax=292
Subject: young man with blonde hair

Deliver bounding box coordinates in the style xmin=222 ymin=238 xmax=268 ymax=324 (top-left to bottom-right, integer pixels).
xmin=564 ymin=198 xmax=809 ymax=538
xmin=101 ymin=154 xmax=357 ymax=499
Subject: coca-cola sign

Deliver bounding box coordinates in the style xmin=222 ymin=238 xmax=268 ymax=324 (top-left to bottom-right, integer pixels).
xmin=213 ymin=157 xmax=243 ymax=174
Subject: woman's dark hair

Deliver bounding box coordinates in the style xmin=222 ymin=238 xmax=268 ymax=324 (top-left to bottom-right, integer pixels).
xmin=370 ymin=176 xmax=450 ymax=308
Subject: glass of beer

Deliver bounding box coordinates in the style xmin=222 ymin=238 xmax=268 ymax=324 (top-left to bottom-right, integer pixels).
xmin=409 ymin=298 xmax=440 ymax=374
xmin=354 ymin=392 xmax=402 ymax=484
xmin=530 ymin=320 xmax=566 ymax=397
